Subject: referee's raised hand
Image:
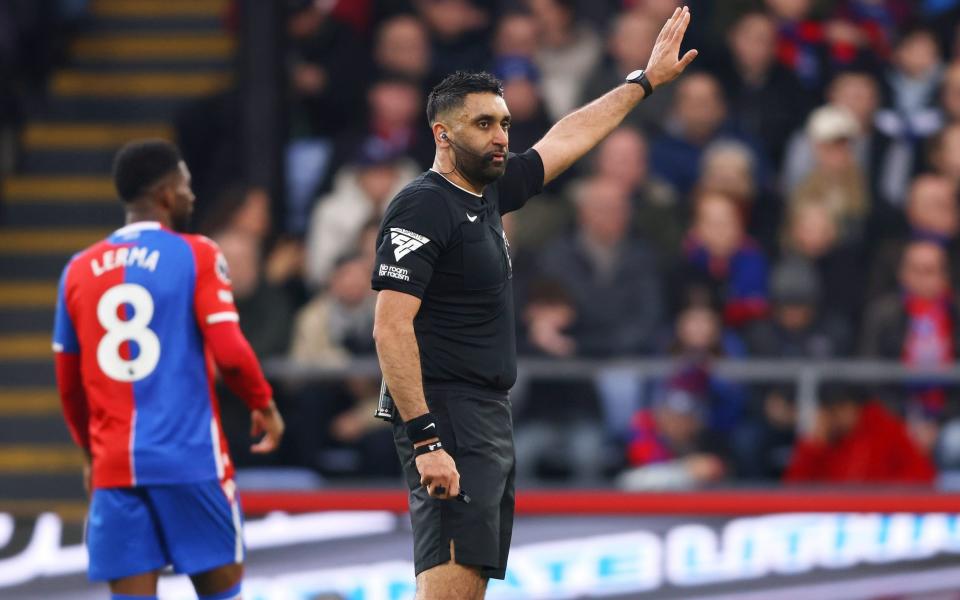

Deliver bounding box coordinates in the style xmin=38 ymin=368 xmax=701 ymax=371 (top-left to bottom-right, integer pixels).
xmin=415 ymin=439 xmax=461 ymax=500
xmin=643 ymin=5 xmax=699 ymax=89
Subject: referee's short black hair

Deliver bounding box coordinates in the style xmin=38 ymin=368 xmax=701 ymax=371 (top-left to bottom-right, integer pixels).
xmin=426 ymin=71 xmax=504 ymax=125
xmin=112 ymin=139 xmax=183 ymax=203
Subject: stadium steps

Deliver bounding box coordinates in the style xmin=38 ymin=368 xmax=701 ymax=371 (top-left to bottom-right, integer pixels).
xmin=0 ymin=311 xmax=54 ymax=335
xmin=91 ymin=0 xmax=228 ymax=19
xmin=0 ymin=283 xmax=57 ymax=335
xmin=0 ymin=282 xmax=58 ymax=307
xmin=0 ymin=360 xmax=55 ymax=387
xmin=0 ymin=388 xmax=60 ymax=417
xmin=19 ymin=124 xmax=173 ymax=173
xmin=1 ymin=172 xmax=125 ymax=223
xmin=23 ymin=123 xmax=174 ymax=149
xmin=0 ymin=0 xmax=235 ymax=516
xmin=71 ymin=32 xmax=234 ymax=62
xmin=51 ymin=70 xmax=232 ymax=98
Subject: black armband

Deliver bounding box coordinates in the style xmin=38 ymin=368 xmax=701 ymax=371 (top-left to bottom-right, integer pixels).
xmin=405 ymin=412 xmax=439 ymax=444
xmin=414 ymin=439 xmax=444 ymax=457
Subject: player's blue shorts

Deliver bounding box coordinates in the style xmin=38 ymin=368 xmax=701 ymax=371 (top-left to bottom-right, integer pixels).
xmin=86 ymin=478 xmax=245 ymax=582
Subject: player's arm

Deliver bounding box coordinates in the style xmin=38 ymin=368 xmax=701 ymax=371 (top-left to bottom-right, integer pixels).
xmin=54 ymin=352 xmax=90 ymax=453
xmin=54 ymin=351 xmax=93 ymax=494
xmin=532 ymin=6 xmax=697 ymax=185
xmin=52 ymin=263 xmax=90 ymax=453
xmin=192 ymin=237 xmax=284 ymax=453
xmin=52 ymin=262 xmax=93 ymax=492
xmin=203 ymin=322 xmax=284 ymax=453
xmin=373 ymin=290 xmax=460 ymax=500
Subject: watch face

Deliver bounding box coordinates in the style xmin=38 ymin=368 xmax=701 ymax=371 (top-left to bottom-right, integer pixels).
xmin=626 ymin=69 xmax=645 ymax=81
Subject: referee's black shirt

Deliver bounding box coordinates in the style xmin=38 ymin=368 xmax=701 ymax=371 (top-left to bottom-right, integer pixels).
xmin=371 ymin=148 xmax=545 ymax=392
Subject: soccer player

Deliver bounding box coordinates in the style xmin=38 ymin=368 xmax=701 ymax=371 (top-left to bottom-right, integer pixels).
xmin=52 ymin=140 xmax=285 ymax=600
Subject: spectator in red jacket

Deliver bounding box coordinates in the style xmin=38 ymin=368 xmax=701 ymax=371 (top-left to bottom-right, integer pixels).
xmin=785 ymin=385 xmax=936 ymax=484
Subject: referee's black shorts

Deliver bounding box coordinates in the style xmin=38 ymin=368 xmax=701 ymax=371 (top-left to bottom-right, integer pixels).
xmin=393 ymin=385 xmax=516 ymax=580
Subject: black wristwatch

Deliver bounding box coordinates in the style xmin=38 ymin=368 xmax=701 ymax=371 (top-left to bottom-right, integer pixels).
xmin=625 ymin=69 xmax=654 ymax=97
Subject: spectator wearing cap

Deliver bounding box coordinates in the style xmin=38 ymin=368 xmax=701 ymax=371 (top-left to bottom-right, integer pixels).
xmin=785 ymin=385 xmax=936 ymax=484
xmin=304 ymin=139 xmax=420 ymax=290
xmin=790 ymin=104 xmax=870 ymax=244
xmin=745 ymin=258 xmax=852 ymax=359
xmin=783 ymin=72 xmax=890 ymax=198
xmin=677 ymin=193 xmax=770 ymax=328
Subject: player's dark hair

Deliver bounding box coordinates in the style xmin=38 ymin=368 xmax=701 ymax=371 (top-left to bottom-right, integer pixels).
xmin=426 ymin=71 xmax=503 ymax=125
xmin=112 ymin=139 xmax=183 ymax=203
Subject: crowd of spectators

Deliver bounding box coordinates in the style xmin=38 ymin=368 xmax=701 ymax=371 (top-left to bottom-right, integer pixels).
xmin=195 ymin=0 xmax=960 ymax=488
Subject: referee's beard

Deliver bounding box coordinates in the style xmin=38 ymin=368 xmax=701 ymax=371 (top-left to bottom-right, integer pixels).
xmin=453 ymin=143 xmax=507 ymax=187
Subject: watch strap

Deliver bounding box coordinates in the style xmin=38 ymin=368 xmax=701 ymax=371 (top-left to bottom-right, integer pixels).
xmin=627 ymin=70 xmax=654 ymax=97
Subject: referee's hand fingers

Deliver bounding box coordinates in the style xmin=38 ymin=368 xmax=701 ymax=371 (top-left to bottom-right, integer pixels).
xmin=449 ymin=475 xmax=460 ymax=499
xmin=421 ymin=473 xmax=459 ymax=500
xmin=416 ymin=448 xmax=460 ymax=499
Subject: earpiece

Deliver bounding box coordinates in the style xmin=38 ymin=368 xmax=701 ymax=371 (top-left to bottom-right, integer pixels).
xmin=440 ymin=132 xmax=448 ymax=140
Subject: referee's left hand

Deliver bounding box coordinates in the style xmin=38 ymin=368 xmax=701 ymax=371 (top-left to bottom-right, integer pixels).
xmin=415 ymin=441 xmax=460 ymax=501
xmin=643 ymin=5 xmax=698 ymax=89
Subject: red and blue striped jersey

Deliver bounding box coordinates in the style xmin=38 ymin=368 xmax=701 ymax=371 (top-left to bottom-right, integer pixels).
xmin=53 ymin=221 xmax=251 ymax=488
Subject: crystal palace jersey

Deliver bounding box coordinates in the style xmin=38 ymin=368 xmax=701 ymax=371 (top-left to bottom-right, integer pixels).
xmin=53 ymin=221 xmax=241 ymax=488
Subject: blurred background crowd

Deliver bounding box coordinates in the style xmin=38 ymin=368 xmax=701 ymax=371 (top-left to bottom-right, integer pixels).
xmin=6 ymin=0 xmax=960 ymax=491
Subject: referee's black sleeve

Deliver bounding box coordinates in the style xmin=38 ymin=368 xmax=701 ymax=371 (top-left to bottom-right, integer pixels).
xmin=372 ymin=187 xmax=454 ymax=299
xmin=497 ymin=148 xmax=545 ymax=215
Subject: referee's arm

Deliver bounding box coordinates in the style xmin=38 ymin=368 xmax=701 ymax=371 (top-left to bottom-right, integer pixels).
xmin=373 ymin=290 xmax=431 ymax=424
xmin=374 ymin=289 xmax=461 ymax=499
xmin=533 ymin=6 xmax=698 ymax=185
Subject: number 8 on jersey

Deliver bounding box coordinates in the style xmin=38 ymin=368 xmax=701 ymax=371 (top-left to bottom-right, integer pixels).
xmin=96 ymin=283 xmax=160 ymax=382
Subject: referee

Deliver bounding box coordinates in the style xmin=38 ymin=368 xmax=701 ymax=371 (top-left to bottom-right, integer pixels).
xmin=371 ymin=7 xmax=697 ymax=599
